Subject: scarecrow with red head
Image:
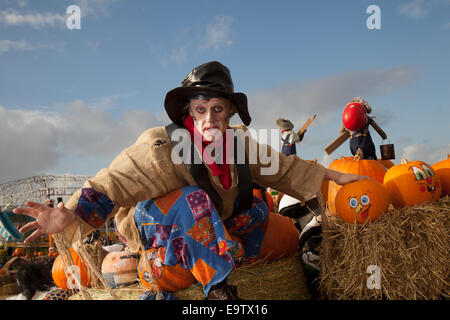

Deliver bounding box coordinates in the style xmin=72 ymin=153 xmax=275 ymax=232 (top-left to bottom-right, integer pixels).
xmin=326 ymin=97 xmax=387 ymax=159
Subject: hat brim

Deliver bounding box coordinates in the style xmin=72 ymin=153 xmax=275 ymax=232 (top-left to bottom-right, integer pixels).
xmin=164 ymin=86 xmax=251 ymax=126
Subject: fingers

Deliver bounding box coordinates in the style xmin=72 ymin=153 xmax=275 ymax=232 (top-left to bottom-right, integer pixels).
xmin=25 ymin=201 xmax=48 ymax=209
xmin=19 ymin=220 xmax=39 ymax=233
xmin=14 ymin=201 xmax=48 ymax=218
xmin=23 ymin=229 xmax=41 ymax=245
xmin=13 ymin=207 xmax=38 ymax=218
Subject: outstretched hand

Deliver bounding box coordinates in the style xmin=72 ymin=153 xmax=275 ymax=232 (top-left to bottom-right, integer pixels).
xmin=13 ymin=201 xmax=76 ymax=244
xmin=324 ymin=168 xmax=372 ymax=186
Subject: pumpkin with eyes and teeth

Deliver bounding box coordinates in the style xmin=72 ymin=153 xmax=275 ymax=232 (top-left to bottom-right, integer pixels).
xmin=335 ymin=179 xmax=390 ymax=224
xmin=383 ymin=159 xmax=442 ymax=208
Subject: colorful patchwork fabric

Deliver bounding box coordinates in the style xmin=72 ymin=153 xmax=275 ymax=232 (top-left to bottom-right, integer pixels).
xmin=134 ymin=186 xmax=269 ymax=297
xmin=43 ymin=288 xmax=72 ymax=300
xmin=74 ymin=188 xmax=115 ymax=228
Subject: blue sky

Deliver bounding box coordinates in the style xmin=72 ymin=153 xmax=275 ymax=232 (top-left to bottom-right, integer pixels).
xmin=0 ymin=0 xmax=449 ymax=183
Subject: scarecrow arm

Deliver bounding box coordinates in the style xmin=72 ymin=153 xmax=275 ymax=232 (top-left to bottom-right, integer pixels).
xmin=297 ymin=114 xmax=317 ymax=137
xmin=368 ymin=118 xmax=387 ymax=140
xmin=324 ymin=130 xmax=350 ymax=155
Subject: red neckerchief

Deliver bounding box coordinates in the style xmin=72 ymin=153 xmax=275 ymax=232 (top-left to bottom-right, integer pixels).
xmin=183 ymin=115 xmax=232 ymax=189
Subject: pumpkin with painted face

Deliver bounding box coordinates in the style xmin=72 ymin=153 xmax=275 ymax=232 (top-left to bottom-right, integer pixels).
xmin=327 ymin=156 xmax=387 ymax=215
xmin=335 ymin=179 xmax=390 ymax=224
xmin=432 ymin=155 xmax=450 ymax=197
xmin=383 ymin=159 xmax=442 ymax=208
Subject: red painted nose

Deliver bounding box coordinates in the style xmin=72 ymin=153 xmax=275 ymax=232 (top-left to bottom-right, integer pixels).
xmin=426 ymin=177 xmax=432 ymax=184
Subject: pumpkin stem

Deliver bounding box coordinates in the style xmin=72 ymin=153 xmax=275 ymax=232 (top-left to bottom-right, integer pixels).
xmin=353 ymin=154 xmax=361 ymax=161
xmin=401 ymin=158 xmax=408 ymax=164
xmin=447 ymin=154 xmax=449 ymax=160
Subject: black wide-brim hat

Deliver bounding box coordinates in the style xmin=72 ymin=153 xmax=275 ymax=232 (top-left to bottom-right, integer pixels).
xmin=164 ymin=61 xmax=251 ymax=126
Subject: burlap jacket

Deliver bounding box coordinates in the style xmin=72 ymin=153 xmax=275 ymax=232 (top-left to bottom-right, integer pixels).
xmin=63 ymin=125 xmax=325 ymax=252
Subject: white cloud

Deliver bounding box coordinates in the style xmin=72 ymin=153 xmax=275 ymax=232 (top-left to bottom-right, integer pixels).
xmin=247 ymin=66 xmax=417 ymax=131
xmin=0 ymin=106 xmax=60 ymax=183
xmin=398 ymin=0 xmax=450 ymax=19
xmin=0 ymin=39 xmax=60 ymax=54
xmin=75 ymin=0 xmax=121 ymax=18
xmin=157 ymin=14 xmax=235 ymax=66
xmin=0 ymin=39 xmax=33 ymax=54
xmin=161 ymin=45 xmax=189 ymax=67
xmin=398 ymin=143 xmax=450 ymax=165
xmin=17 ymin=0 xmax=27 ymax=8
xmin=0 ymin=9 xmax=65 ymax=28
xmin=398 ymin=0 xmax=430 ymax=19
xmin=0 ymin=99 xmax=164 ymax=183
xmin=201 ymin=15 xmax=234 ymax=50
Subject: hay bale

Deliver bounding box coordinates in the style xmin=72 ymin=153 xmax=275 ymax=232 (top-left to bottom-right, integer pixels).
xmin=69 ymin=283 xmax=146 ymax=300
xmin=176 ymin=255 xmax=310 ymax=300
xmin=69 ymin=254 xmax=310 ymax=300
xmin=320 ymin=196 xmax=450 ymax=300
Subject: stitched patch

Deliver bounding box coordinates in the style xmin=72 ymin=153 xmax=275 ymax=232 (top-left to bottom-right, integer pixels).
xmin=186 ymin=190 xmax=213 ymax=222
xmin=187 ymin=217 xmax=215 ymax=247
xmin=74 ymin=188 xmax=115 ymax=228
xmin=154 ymin=189 xmax=183 ymax=215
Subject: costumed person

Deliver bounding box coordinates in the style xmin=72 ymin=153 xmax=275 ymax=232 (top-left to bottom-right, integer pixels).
xmin=276 ymin=118 xmax=304 ymax=156
xmin=340 ymin=97 xmax=386 ymax=160
xmin=7 ymin=261 xmax=71 ymax=300
xmin=277 ymin=194 xmax=322 ymax=299
xmin=15 ymin=61 xmax=368 ymax=300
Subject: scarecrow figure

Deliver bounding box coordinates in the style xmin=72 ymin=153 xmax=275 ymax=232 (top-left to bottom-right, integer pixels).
xmin=15 ymin=62 xmax=368 ymax=300
xmin=276 ymin=118 xmax=303 ymax=156
xmin=276 ymin=115 xmax=316 ymax=156
xmin=325 ymin=97 xmax=387 ymax=159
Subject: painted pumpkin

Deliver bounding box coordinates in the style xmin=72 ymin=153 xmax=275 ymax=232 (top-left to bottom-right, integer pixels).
xmin=52 ymin=248 xmax=91 ymax=290
xmin=383 ymin=159 xmax=442 ymax=208
xmin=253 ymin=188 xmax=274 ymax=212
xmin=327 ymin=156 xmax=387 ymax=215
xmin=138 ymin=247 xmax=195 ymax=292
xmin=432 ymin=155 xmax=450 ymax=197
xmin=335 ymin=179 xmax=390 ymax=224
xmin=101 ymin=251 xmax=139 ymax=288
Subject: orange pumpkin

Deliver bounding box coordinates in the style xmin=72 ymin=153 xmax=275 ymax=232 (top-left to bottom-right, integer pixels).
xmin=52 ymin=248 xmax=91 ymax=290
xmin=378 ymin=159 xmax=395 ymax=169
xmin=138 ymin=247 xmax=195 ymax=292
xmin=253 ymin=188 xmax=274 ymax=212
xmin=14 ymin=248 xmax=24 ymax=257
xmin=335 ymin=179 xmax=390 ymax=224
xmin=327 ymin=156 xmax=387 ymax=214
xmin=384 ymin=159 xmax=442 ymax=208
xmin=432 ymin=155 xmax=450 ymax=197
xmin=102 ymin=251 xmax=139 ymax=288
xmin=257 ymin=212 xmax=299 ymax=262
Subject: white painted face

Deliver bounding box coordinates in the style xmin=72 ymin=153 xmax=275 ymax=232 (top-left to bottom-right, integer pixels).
xmin=189 ymin=97 xmax=233 ymax=142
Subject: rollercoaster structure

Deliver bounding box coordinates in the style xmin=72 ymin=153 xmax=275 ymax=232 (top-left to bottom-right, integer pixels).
xmin=0 ymin=174 xmax=91 ymax=212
